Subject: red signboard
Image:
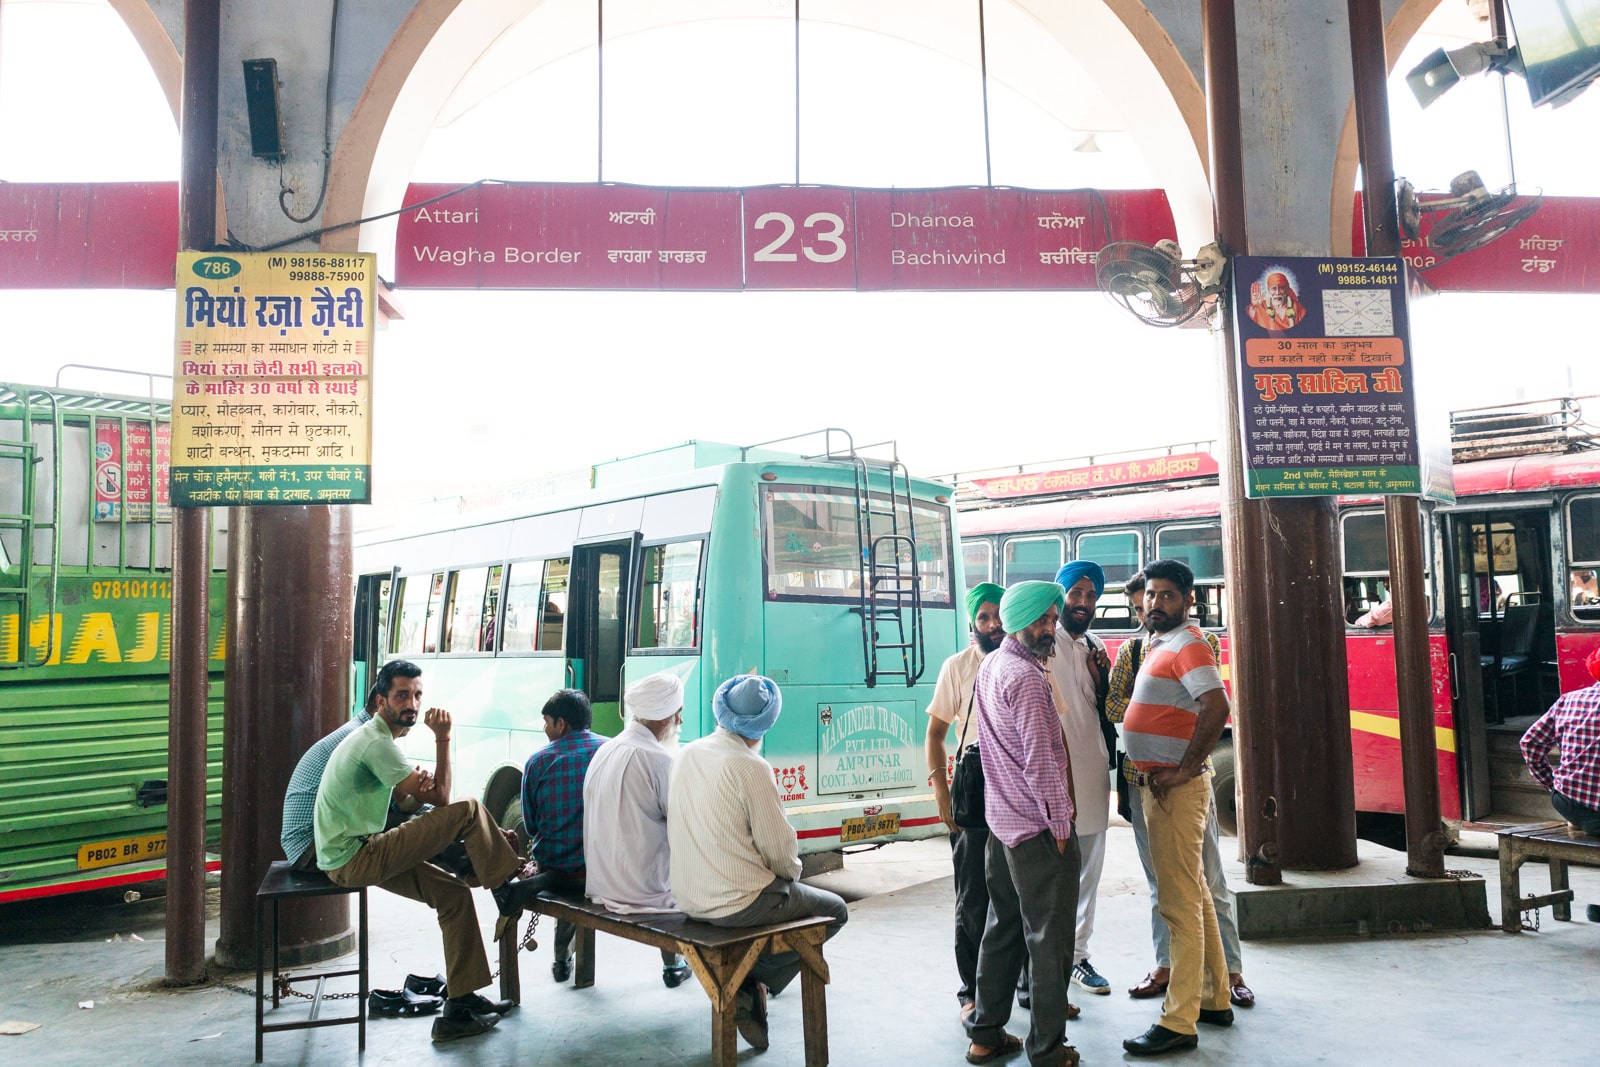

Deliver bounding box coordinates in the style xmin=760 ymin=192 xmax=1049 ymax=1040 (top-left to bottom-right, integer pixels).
xmin=0 ymin=182 xmax=179 ymax=289
xmin=1352 ymin=192 xmax=1600 ymax=293
xmin=399 ymin=183 xmax=743 ymax=290
xmin=971 ymin=451 xmax=1219 ymax=500
xmin=396 ymin=182 xmax=1177 ymax=291
xmin=94 ymin=419 xmax=172 ymax=521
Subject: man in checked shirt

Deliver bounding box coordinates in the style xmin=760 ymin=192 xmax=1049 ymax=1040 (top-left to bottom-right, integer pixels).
xmin=1521 ymin=646 xmax=1600 ymax=838
xmin=962 ymin=580 xmax=1081 ymax=1067
xmin=520 ymin=688 xmax=607 ymax=983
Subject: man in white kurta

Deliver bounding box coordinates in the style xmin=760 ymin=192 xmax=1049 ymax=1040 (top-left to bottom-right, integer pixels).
xmin=1049 ymin=561 xmax=1115 ymax=999
xmin=583 ymin=670 xmax=691 ymax=987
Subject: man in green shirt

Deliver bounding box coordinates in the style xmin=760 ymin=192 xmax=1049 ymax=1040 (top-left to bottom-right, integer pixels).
xmin=315 ymin=660 xmax=529 ymax=1042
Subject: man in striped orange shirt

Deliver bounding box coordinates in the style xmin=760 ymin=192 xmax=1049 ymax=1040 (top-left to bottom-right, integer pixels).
xmin=1120 ymin=559 xmax=1235 ymax=1057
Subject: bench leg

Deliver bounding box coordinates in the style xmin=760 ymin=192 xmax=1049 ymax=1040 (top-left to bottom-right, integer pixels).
xmin=800 ymin=960 xmax=829 ymax=1067
xmin=575 ymin=927 xmax=596 ymax=989
xmin=256 ymin=900 xmax=266 ymax=1063
xmin=1550 ymin=858 xmax=1572 ymax=922
xmin=1499 ymin=848 xmax=1524 ymax=933
xmin=498 ymin=911 xmax=523 ymax=1005
xmin=711 ymin=999 xmax=738 ymax=1067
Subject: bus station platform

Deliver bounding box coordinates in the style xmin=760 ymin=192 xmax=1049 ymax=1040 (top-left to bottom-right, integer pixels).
xmin=2 ymin=824 xmax=1595 ymax=1066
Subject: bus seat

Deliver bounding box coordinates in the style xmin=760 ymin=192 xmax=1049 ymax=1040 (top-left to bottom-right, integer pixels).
xmin=1481 ymin=604 xmax=1539 ymax=721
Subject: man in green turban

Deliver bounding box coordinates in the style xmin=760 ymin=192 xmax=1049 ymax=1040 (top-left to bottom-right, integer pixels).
xmin=925 ymin=581 xmax=1006 ymax=1017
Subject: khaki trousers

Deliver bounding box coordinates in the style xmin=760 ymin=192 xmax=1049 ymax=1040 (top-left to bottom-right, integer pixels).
xmin=328 ymin=798 xmax=519 ymax=995
xmin=1140 ymin=773 xmax=1230 ymax=1035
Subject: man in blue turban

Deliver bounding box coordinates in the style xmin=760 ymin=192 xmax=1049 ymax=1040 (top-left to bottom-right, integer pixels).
xmin=1050 ymin=560 xmax=1119 ymax=1000
xmin=669 ymin=673 xmax=849 ymax=1051
xmin=926 ymin=581 xmax=1007 ymax=1016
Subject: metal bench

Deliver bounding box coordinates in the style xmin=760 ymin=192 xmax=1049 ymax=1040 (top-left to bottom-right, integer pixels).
xmin=497 ymin=893 xmax=833 ymax=1066
xmin=254 ymin=860 xmax=368 ymax=1062
xmin=1497 ymin=821 xmax=1600 ymax=932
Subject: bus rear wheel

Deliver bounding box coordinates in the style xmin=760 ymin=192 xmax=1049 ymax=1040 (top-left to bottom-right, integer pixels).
xmin=499 ymin=797 xmax=528 ymax=857
xmin=1211 ymin=739 xmax=1237 ymax=837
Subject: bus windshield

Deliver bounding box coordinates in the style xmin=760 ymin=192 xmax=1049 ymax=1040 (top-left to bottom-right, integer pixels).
xmin=763 ymin=487 xmax=952 ymax=604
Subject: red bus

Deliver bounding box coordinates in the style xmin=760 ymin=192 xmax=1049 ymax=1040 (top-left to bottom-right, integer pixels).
xmin=954 ymin=406 xmax=1600 ymax=835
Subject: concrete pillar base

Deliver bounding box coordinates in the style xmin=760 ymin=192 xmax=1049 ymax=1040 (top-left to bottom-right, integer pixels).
xmin=1233 ymin=840 xmax=1491 ymax=940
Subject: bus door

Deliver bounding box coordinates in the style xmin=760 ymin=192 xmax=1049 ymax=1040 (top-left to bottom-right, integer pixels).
xmin=352 ymin=568 xmax=397 ymax=707
xmin=1445 ymin=507 xmax=1556 ymax=821
xmin=567 ymin=537 xmax=637 ymax=736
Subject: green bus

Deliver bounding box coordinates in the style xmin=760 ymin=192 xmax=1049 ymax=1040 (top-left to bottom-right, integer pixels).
xmin=353 ymin=432 xmax=964 ymax=852
xmin=0 ymin=382 xmax=226 ymax=903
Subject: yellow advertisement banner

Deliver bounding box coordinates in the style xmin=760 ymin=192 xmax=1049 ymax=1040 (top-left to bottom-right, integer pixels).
xmin=171 ymin=251 xmax=374 ymax=506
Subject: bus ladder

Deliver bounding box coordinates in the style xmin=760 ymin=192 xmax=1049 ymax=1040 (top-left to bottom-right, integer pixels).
xmin=848 ymin=455 xmax=925 ymax=689
xmin=0 ymin=389 xmax=60 ymax=669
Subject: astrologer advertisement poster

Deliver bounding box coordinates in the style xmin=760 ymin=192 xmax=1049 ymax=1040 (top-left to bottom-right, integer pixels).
xmin=1231 ymin=254 xmax=1451 ymax=502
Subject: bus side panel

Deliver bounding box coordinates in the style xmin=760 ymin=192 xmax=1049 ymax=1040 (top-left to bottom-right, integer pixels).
xmin=700 ymin=474 xmax=763 ymax=739
xmin=0 ymin=676 xmax=223 ymax=901
xmin=1555 ymin=631 xmax=1600 ymax=693
xmin=387 ymin=656 xmax=565 ymax=814
xmin=1345 ymin=632 xmax=1462 ymax=820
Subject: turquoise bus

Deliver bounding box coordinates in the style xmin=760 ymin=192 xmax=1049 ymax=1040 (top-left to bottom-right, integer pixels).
xmin=0 ymin=381 xmax=227 ymax=903
xmin=352 ymin=432 xmax=963 ymax=852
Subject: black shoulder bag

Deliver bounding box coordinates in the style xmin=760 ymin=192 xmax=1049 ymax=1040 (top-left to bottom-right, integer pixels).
xmin=949 ymin=689 xmax=987 ymax=830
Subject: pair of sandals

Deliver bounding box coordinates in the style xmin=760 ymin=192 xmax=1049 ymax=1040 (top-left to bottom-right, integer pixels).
xmin=967 ymin=1033 xmax=1078 ymax=1066
xmin=369 ymin=973 xmax=447 ymax=1017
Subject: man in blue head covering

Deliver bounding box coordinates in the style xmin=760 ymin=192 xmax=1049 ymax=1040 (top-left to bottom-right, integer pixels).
xmin=924 ymin=581 xmax=1006 ymax=1017
xmin=1049 ymin=561 xmax=1119 ymax=1001
xmin=669 ymin=672 xmax=849 ymax=1051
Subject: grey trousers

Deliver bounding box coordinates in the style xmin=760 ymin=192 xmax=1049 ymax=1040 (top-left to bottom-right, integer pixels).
xmin=951 ymin=827 xmax=991 ymax=1005
xmin=965 ymin=830 xmax=1081 ymax=1066
xmin=704 ymin=876 xmax=849 ymax=994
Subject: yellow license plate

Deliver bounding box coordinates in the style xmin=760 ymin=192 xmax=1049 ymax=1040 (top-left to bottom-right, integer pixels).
xmin=839 ymin=813 xmax=900 ymax=844
xmin=78 ymin=833 xmax=167 ymax=871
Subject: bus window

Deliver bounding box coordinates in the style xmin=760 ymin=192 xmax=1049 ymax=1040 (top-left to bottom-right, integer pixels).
xmin=1155 ymin=523 xmax=1223 ymax=580
xmin=1003 ymin=535 xmax=1063 ymax=584
xmin=394 ymin=571 xmax=445 ymax=654
xmin=1568 ymin=495 xmax=1600 ymax=621
xmin=763 ymin=489 xmax=954 ymax=604
xmin=962 ymin=540 xmax=992 ymax=591
xmin=443 ymin=565 xmax=502 ymax=653
xmin=501 ymin=558 xmax=570 ymax=652
xmin=1076 ymin=529 xmax=1141 ymax=585
xmin=636 ymin=540 xmax=703 ymax=650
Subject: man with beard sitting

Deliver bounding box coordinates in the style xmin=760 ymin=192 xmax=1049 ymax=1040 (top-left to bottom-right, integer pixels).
xmin=582 ymin=670 xmax=694 ymax=987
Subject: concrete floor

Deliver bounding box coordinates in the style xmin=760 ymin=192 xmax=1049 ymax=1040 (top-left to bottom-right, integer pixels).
xmin=2 ymin=825 xmax=1596 ymax=1066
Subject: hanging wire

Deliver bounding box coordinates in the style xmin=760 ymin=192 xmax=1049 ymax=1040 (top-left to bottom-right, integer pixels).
xmin=597 ymin=0 xmax=605 ymax=182
xmin=978 ymin=0 xmax=993 ymax=187
xmin=793 ymin=0 xmax=800 ymax=184
xmin=279 ymin=0 xmax=342 ymax=224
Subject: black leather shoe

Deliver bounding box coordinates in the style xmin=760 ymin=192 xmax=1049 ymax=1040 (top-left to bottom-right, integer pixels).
xmin=1198 ymin=1008 xmax=1233 ymax=1027
xmin=552 ymin=955 xmax=573 ymax=983
xmin=405 ymin=972 xmax=447 ymax=998
xmin=369 ymin=987 xmax=442 ymax=1016
xmin=431 ymin=1010 xmax=497 ymax=1042
xmin=1016 ymin=987 xmax=1031 ymax=1010
xmin=491 ymin=876 xmax=543 ymax=918
xmin=448 ymin=992 xmax=514 ymax=1018
xmin=663 ymin=962 xmax=692 ymax=988
xmin=1123 ymin=1025 xmax=1199 ymax=1056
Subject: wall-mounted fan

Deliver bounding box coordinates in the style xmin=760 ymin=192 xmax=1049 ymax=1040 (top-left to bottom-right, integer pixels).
xmin=1397 ymin=170 xmax=1542 ymax=265
xmin=1094 ymin=239 xmax=1227 ymax=328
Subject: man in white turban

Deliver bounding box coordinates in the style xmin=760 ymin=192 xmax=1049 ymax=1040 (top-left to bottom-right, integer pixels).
xmin=582 ymin=670 xmax=693 ymax=987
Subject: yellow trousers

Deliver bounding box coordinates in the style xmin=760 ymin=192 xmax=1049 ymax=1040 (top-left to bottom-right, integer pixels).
xmin=1140 ymin=773 xmax=1230 ymax=1034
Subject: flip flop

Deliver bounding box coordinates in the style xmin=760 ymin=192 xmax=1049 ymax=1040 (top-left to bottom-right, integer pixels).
xmin=966 ymin=1032 xmax=1023 ymax=1064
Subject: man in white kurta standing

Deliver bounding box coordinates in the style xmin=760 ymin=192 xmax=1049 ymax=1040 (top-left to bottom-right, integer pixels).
xmin=1049 ymin=561 xmax=1116 ymax=1000
xmin=582 ymin=670 xmax=693 ymax=988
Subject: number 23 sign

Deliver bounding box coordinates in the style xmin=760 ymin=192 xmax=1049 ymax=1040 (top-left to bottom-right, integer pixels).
xmin=743 ymin=188 xmax=856 ymax=289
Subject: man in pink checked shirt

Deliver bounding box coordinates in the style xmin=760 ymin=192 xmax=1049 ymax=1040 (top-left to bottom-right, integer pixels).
xmin=961 ymin=580 xmax=1080 ymax=1067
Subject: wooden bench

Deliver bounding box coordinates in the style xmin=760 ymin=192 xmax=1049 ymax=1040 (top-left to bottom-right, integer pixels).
xmin=1497 ymin=821 xmax=1600 ymax=932
xmin=495 ymin=894 xmax=833 ymax=1066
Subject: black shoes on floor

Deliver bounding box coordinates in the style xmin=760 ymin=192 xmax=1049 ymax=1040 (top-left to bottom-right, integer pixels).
xmin=1123 ymin=1024 xmax=1200 ymax=1056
